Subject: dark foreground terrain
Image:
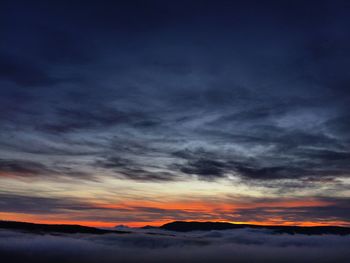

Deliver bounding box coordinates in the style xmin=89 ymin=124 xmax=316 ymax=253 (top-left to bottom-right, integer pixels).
xmin=1 ymin=220 xmax=350 ymax=263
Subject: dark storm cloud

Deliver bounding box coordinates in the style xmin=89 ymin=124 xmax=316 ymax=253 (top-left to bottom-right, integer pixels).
xmin=0 ymin=0 xmax=349 ymax=187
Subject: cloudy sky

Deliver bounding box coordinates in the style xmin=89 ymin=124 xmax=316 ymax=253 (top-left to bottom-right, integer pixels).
xmin=0 ymin=0 xmax=350 ymax=227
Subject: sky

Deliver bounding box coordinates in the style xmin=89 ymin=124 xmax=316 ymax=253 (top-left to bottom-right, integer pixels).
xmin=0 ymin=0 xmax=350 ymax=227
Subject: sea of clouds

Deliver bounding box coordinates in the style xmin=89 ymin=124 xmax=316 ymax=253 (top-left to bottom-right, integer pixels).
xmin=1 ymin=228 xmax=349 ymax=263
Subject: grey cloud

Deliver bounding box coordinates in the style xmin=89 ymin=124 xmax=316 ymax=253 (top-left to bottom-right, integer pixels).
xmin=0 ymin=159 xmax=90 ymax=179
xmin=0 ymin=159 xmax=55 ymax=177
xmin=95 ymin=156 xmax=177 ymax=181
xmin=176 ymin=158 xmax=228 ymax=179
xmin=228 ymin=203 xmax=350 ymax=224
xmin=0 ymin=193 xmax=115 ymax=214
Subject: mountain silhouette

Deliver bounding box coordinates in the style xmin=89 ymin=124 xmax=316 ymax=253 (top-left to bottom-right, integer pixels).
xmin=160 ymin=221 xmax=350 ymax=235
xmin=0 ymin=220 xmax=130 ymax=234
xmin=1 ymin=220 xmax=350 ymax=236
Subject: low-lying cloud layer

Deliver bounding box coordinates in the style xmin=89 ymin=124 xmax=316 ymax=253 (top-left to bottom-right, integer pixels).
xmin=1 ymin=229 xmax=350 ymax=263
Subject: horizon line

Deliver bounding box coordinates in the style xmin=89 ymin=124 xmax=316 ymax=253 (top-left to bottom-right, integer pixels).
xmin=1 ymin=219 xmax=349 ymax=229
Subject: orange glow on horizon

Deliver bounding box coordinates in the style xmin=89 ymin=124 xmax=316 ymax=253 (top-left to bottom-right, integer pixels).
xmin=3 ymin=196 xmax=345 ymax=228
xmin=1 ymin=213 xmax=349 ymax=228
xmin=0 ymin=195 xmax=346 ymax=228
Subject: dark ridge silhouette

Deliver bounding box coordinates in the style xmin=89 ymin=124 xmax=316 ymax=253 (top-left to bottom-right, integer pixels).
xmin=0 ymin=220 xmax=130 ymax=235
xmin=2 ymin=220 xmax=350 ymax=236
xmin=160 ymin=221 xmax=350 ymax=235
